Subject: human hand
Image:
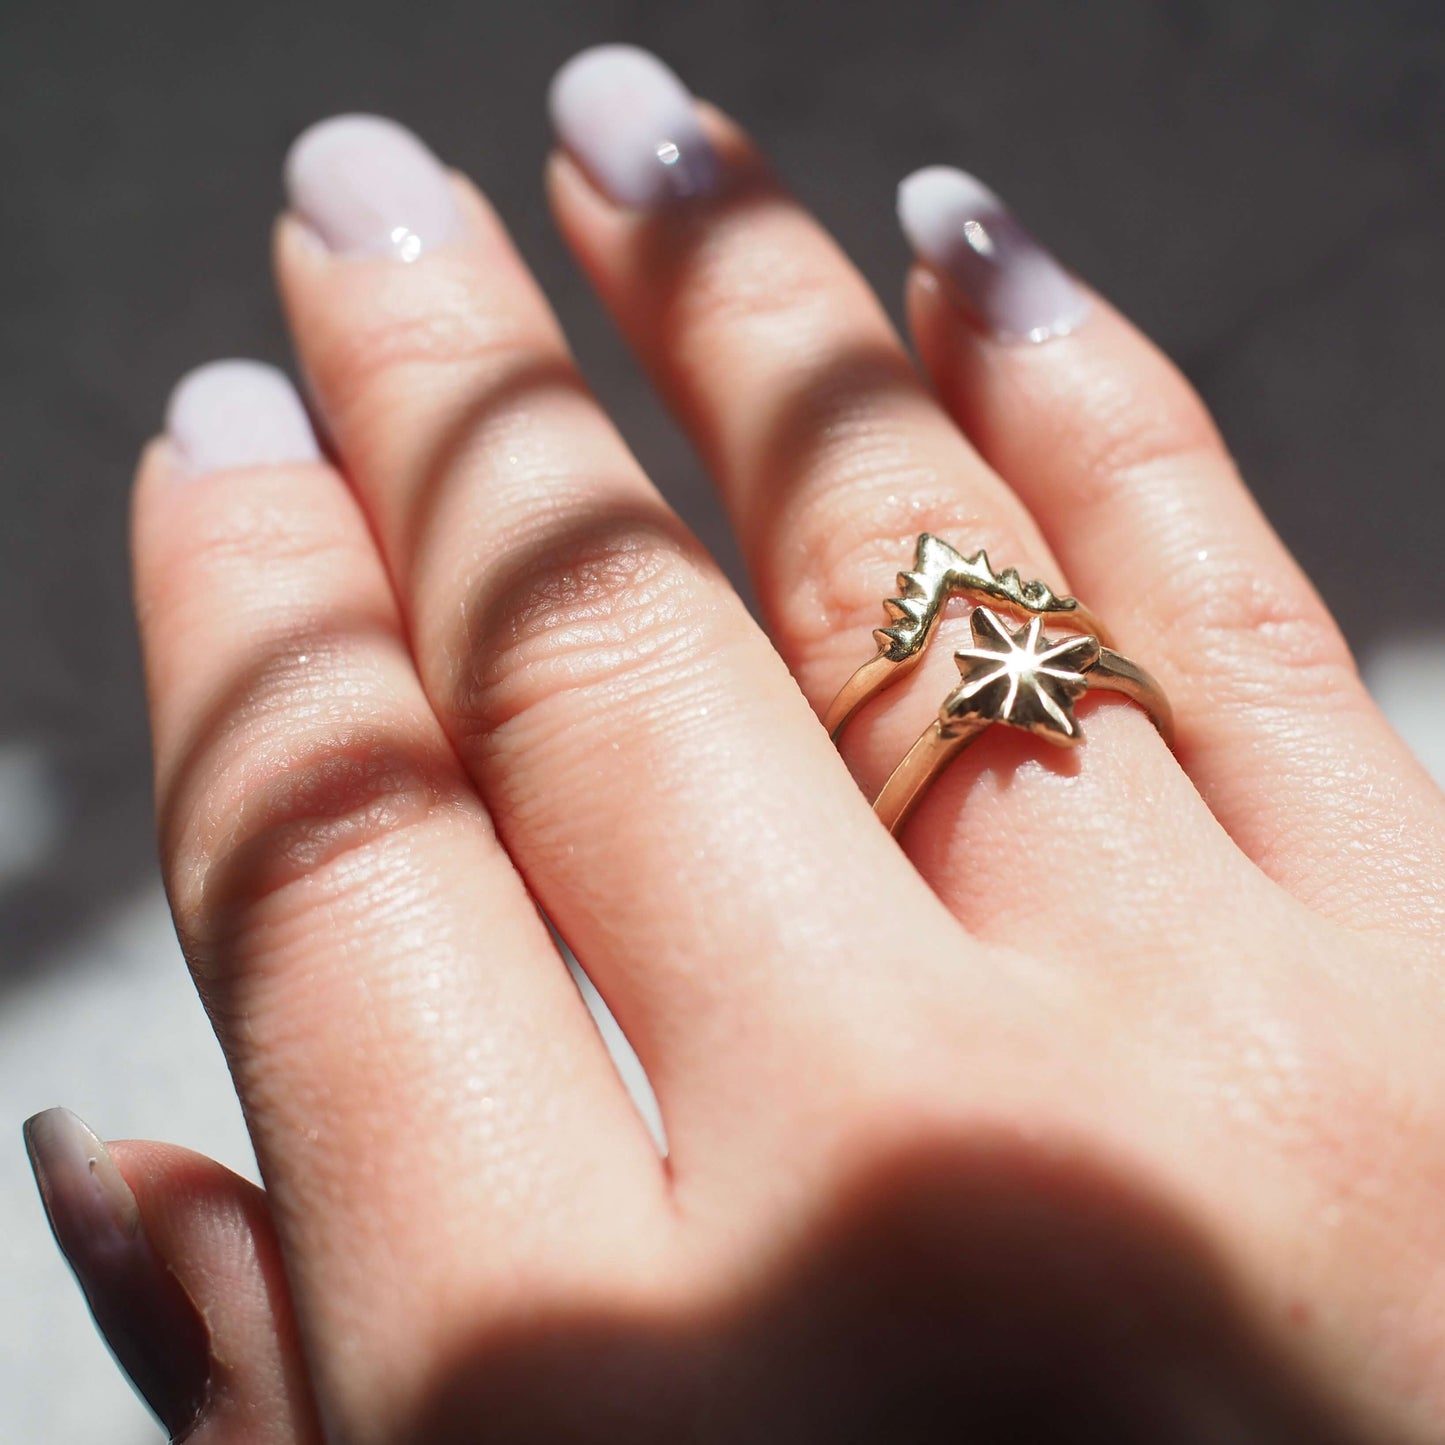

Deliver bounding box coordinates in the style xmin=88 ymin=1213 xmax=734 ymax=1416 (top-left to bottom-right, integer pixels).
xmin=26 ymin=46 xmax=1445 ymax=1444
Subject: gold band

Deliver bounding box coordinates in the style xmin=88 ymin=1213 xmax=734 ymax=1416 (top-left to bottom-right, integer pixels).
xmin=871 ymin=639 xmax=1173 ymax=836
xmin=822 ymin=536 xmax=1173 ymax=837
xmin=823 ymin=533 xmax=1111 ymax=741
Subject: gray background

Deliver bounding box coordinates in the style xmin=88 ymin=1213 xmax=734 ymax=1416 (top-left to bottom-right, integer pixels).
xmin=2 ymin=0 xmax=1443 ymax=1438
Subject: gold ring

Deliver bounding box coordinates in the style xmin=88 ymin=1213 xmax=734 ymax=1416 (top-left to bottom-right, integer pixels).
xmin=823 ymin=534 xmax=1112 ymax=740
xmin=823 ymin=536 xmax=1172 ymax=836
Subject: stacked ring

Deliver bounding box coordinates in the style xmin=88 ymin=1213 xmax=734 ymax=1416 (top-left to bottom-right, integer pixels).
xmin=826 ymin=535 xmax=1173 ymax=835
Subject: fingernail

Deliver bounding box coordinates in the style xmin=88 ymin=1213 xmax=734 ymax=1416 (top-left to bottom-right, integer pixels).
xmin=549 ymin=44 xmax=721 ymax=208
xmin=24 ymin=1108 xmax=210 ymax=1438
xmin=285 ymin=113 xmax=460 ymax=260
xmin=165 ymin=359 xmax=321 ymax=477
xmin=897 ymin=166 xmax=1090 ymax=343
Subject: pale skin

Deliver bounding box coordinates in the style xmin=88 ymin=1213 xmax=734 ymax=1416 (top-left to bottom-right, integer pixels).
xmin=96 ymin=100 xmax=1444 ymax=1442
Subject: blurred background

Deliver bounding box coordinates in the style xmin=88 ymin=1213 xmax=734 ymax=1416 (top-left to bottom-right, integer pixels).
xmin=3 ymin=0 xmax=1443 ymax=1436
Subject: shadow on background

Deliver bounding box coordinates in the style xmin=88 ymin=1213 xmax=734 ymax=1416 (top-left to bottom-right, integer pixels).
xmin=1 ymin=2 xmax=1441 ymax=970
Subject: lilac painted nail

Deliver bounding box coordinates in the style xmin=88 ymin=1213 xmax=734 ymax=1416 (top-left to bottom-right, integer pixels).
xmin=897 ymin=166 xmax=1090 ymax=344
xmin=24 ymin=1108 xmax=210 ymax=1437
xmin=285 ymin=113 xmax=460 ymax=260
xmin=549 ymin=45 xmax=721 ymax=208
xmin=165 ymin=359 xmax=320 ymax=477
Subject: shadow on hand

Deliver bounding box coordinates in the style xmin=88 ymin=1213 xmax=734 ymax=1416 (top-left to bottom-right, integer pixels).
xmin=405 ymin=1138 xmax=1372 ymax=1444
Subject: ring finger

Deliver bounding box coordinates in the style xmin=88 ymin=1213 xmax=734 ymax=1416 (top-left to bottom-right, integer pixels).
xmin=545 ymin=46 xmax=1255 ymax=953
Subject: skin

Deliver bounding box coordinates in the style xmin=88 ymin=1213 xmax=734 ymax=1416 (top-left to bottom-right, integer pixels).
xmin=109 ymin=106 xmax=1443 ymax=1442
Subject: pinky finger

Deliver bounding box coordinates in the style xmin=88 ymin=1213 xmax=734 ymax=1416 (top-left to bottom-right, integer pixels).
xmin=23 ymin=1109 xmax=318 ymax=1444
xmin=899 ymin=167 xmax=1445 ymax=936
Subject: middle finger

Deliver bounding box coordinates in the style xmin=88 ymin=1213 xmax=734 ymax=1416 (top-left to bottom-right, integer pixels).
xmin=274 ymin=115 xmax=951 ymax=1170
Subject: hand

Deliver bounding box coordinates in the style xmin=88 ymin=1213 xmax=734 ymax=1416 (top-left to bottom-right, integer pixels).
xmin=27 ymin=45 xmax=1444 ymax=1444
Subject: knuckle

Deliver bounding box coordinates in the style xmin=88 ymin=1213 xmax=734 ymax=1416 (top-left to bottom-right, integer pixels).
xmin=1156 ymin=557 xmax=1356 ymax=703
xmin=669 ymin=219 xmax=841 ymax=340
xmin=454 ymin=520 xmax=727 ymax=742
xmin=1061 ymin=367 xmax=1223 ymax=511
xmin=321 ymin=272 xmax=555 ymax=422
xmin=163 ymin=649 xmax=461 ymax=953
xmin=151 ymin=486 xmax=369 ymax=609
xmin=1023 ymin=371 xmax=1361 ymax=705
xmin=785 ymin=479 xmax=1043 ymax=661
xmin=179 ymin=734 xmax=450 ymax=958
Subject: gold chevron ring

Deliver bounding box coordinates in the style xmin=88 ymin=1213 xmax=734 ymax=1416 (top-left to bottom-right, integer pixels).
xmin=824 ymin=536 xmax=1172 ymax=836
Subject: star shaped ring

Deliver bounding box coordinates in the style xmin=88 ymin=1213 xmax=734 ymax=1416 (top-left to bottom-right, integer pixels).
xmin=822 ymin=533 xmax=1111 ymax=741
xmin=823 ymin=538 xmax=1173 ymax=836
xmin=947 ymin=606 xmax=1102 ymax=745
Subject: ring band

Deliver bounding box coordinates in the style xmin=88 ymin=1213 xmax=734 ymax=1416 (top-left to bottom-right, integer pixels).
xmin=823 ymin=536 xmax=1172 ymax=836
xmin=822 ymin=534 xmax=1111 ymax=740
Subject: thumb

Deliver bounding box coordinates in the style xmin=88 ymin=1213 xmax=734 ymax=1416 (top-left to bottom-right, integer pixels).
xmin=24 ymin=1108 xmax=318 ymax=1444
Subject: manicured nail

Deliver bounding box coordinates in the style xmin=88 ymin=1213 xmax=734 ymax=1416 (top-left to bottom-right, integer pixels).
xmin=24 ymin=1108 xmax=210 ymax=1438
xmin=165 ymin=359 xmax=321 ymax=477
xmin=897 ymin=166 xmax=1090 ymax=343
xmin=285 ymin=113 xmax=460 ymax=260
xmin=549 ymin=44 xmax=721 ymax=208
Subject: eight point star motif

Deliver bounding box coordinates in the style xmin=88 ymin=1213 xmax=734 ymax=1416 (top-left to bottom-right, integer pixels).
xmin=944 ymin=606 xmax=1101 ymax=745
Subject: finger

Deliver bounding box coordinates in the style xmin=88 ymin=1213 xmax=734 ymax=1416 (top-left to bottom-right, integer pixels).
xmin=899 ymin=165 xmax=1445 ymax=938
xmin=274 ymin=116 xmax=941 ymax=1142
xmin=545 ymin=47 xmax=1251 ymax=954
xmin=136 ymin=362 xmax=666 ymax=1435
xmin=24 ymin=1107 xmax=318 ymax=1444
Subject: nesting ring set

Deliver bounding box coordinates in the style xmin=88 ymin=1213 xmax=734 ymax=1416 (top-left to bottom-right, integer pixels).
xmin=824 ymin=535 xmax=1173 ymax=834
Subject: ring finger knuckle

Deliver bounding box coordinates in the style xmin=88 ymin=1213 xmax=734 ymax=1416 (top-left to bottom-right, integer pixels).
xmin=786 ymin=478 xmax=1045 ymax=669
